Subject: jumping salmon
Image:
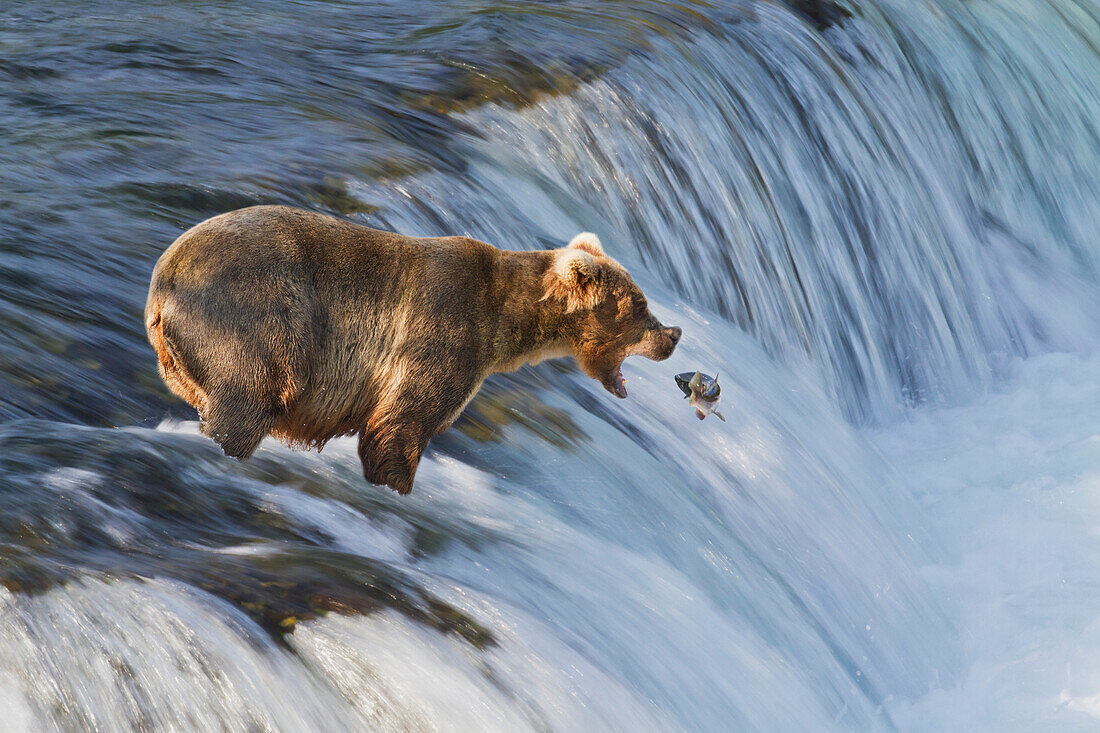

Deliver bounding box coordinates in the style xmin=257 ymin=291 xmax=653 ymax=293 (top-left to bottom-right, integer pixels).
xmin=674 ymin=371 xmax=725 ymax=422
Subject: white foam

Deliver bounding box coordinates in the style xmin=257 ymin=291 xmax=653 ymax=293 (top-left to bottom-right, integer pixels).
xmin=875 ymin=351 xmax=1100 ymax=729
xmin=0 ymin=579 xmax=370 ymax=731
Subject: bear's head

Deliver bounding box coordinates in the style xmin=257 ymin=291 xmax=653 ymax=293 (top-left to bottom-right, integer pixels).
xmin=543 ymin=232 xmax=681 ymax=398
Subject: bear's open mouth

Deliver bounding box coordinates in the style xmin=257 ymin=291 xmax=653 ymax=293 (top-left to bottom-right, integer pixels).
xmin=611 ymin=366 xmax=627 ymax=399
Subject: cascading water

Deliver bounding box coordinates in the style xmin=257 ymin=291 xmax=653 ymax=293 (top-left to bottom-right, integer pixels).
xmin=363 ymin=0 xmax=1100 ymax=420
xmin=3 ymin=0 xmax=1100 ymax=730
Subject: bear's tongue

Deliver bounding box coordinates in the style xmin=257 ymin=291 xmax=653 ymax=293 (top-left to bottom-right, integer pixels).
xmin=613 ymin=368 xmax=628 ymax=399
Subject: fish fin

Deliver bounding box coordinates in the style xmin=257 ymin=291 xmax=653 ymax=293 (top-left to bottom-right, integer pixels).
xmin=695 ymin=409 xmax=706 ymax=421
xmin=715 ymin=411 xmax=726 ymax=422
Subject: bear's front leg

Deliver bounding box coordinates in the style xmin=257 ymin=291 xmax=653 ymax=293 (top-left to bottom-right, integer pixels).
xmin=357 ymin=367 xmax=480 ymax=495
xmin=357 ymin=422 xmax=430 ymax=495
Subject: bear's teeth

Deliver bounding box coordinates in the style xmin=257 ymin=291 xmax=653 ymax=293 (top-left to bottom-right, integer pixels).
xmin=613 ymin=369 xmax=628 ymax=399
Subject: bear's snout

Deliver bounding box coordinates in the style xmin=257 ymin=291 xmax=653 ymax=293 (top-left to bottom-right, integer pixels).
xmin=654 ymin=325 xmax=681 ymax=360
xmin=627 ymin=324 xmax=681 ymax=362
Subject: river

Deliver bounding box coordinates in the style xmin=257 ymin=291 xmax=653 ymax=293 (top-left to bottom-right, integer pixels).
xmin=2 ymin=0 xmax=1100 ymax=729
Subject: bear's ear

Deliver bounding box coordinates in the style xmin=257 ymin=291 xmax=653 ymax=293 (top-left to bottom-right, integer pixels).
xmin=543 ymin=249 xmax=602 ymax=312
xmin=567 ymin=232 xmax=605 ymax=258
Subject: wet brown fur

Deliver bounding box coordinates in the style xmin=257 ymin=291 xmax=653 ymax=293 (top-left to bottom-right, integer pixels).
xmin=145 ymin=206 xmax=680 ymax=495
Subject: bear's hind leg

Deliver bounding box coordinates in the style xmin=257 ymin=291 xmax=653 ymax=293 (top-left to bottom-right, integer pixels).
xmin=203 ymin=385 xmax=280 ymax=460
xmin=167 ymin=298 xmax=305 ymax=461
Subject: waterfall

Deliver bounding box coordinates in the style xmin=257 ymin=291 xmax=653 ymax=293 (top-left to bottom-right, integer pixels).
xmin=3 ymin=0 xmax=1100 ymax=729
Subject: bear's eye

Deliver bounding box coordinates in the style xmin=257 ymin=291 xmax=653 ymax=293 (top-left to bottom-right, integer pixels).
xmin=633 ymin=299 xmax=648 ymax=319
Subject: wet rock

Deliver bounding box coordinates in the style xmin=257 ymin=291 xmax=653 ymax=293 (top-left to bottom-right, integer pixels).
xmin=455 ymin=375 xmax=587 ymax=449
xmin=0 ymin=420 xmax=495 ymax=649
xmin=306 ymin=178 xmax=378 ymax=216
xmin=785 ymin=0 xmax=853 ymax=30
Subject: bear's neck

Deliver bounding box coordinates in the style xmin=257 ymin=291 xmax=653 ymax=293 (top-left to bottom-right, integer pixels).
xmin=490 ymin=250 xmax=576 ymax=372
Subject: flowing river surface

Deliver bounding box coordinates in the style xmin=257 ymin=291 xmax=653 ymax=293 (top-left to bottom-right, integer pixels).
xmin=3 ymin=0 xmax=1100 ymax=730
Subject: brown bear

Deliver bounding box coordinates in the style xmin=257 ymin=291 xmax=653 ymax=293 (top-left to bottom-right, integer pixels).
xmin=145 ymin=205 xmax=681 ymax=494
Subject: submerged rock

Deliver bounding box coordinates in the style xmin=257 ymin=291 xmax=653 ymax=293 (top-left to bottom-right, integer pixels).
xmin=785 ymin=0 xmax=853 ymax=30
xmin=0 ymin=420 xmax=495 ymax=648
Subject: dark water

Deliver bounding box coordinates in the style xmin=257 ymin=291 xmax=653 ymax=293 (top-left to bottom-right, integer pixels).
xmin=4 ymin=0 xmax=1100 ymax=730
